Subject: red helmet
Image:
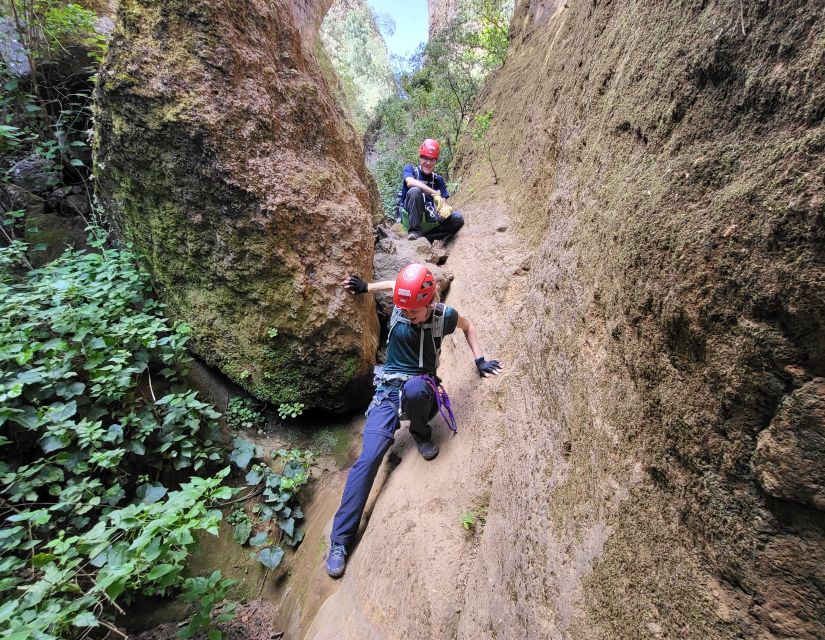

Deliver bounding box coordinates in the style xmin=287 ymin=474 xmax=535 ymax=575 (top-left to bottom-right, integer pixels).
xmin=393 ymin=264 xmax=436 ymax=310
xmin=419 ymin=138 xmax=440 ymax=160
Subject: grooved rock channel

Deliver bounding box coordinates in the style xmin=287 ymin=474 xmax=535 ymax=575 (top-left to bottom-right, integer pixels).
xmin=94 ymin=0 xmax=380 ymax=412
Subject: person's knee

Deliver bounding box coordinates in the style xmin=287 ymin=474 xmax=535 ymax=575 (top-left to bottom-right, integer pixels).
xmin=449 ymin=211 xmax=465 ymax=229
xmin=406 ymin=187 xmax=424 ymax=206
xmin=402 ymin=378 xmax=433 ymax=415
xmin=356 ymin=435 xmax=392 ymax=470
xmin=403 ymin=376 xmax=429 ymax=400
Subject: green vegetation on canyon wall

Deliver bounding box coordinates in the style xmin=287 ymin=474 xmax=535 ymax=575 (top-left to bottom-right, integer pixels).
xmin=367 ymin=0 xmax=512 ymax=218
xmin=319 ymin=0 xmax=396 ymax=135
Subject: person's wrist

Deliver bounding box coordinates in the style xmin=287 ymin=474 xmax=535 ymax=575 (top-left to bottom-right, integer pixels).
xmin=475 ymin=356 xmax=485 ymax=365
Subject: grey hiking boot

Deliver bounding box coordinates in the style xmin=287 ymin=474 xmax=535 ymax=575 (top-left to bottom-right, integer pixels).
xmin=407 ymin=231 xmax=422 ymax=240
xmin=326 ymin=542 xmax=347 ymax=578
xmin=416 ymin=440 xmax=439 ymax=461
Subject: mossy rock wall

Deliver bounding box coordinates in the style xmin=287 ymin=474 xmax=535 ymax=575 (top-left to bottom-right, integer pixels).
xmin=94 ymin=0 xmax=381 ymax=412
xmin=455 ymin=1 xmax=824 ymax=638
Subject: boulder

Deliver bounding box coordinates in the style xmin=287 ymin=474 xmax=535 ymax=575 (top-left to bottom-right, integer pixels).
xmin=59 ymin=194 xmax=92 ymax=219
xmin=24 ymin=212 xmax=88 ymax=267
xmin=8 ymin=158 xmax=59 ymax=194
xmin=1 ymin=184 xmax=46 ymax=217
xmin=95 ymin=0 xmax=381 ymax=412
xmin=753 ymin=379 xmax=825 ymax=511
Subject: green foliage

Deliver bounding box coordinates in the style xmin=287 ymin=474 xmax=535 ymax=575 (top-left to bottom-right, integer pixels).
xmin=472 ymin=109 xmax=498 ymax=184
xmin=226 ymin=397 xmax=265 ymax=431
xmin=0 ymin=240 xmax=234 ymax=637
xmin=176 ymin=570 xmax=237 ymax=640
xmin=319 ymin=1 xmax=397 ymax=134
xmin=227 ymin=506 xmax=253 ymax=546
xmin=278 ymin=401 xmax=304 ymax=420
xmin=241 ymin=449 xmax=312 ymax=571
xmin=41 ymin=2 xmax=108 ymax=64
xmin=460 ymin=506 xmax=487 ymax=533
xmin=367 ymin=0 xmax=513 ymax=218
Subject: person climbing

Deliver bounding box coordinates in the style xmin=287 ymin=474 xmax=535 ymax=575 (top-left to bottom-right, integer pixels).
xmin=325 ymin=263 xmax=502 ymax=578
xmin=397 ymin=139 xmax=465 ymax=242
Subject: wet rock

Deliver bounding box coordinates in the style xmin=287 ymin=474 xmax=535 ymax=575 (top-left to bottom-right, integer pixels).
xmin=1 ymin=184 xmax=45 ymax=217
xmin=24 ymin=211 xmax=88 ymax=267
xmin=95 ymin=0 xmax=381 ymax=412
xmin=8 ymin=158 xmax=59 ymax=194
xmin=752 ymin=379 xmax=825 ymax=510
xmin=59 ymin=194 xmax=91 ymax=218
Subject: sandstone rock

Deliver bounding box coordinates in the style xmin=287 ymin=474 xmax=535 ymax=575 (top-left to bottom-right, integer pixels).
xmin=95 ymin=0 xmax=381 ymax=412
xmin=752 ymin=379 xmax=825 ymax=510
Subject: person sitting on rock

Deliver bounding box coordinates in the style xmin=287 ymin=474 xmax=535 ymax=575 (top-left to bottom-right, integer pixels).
xmin=397 ymin=139 xmax=465 ymax=242
xmin=325 ymin=263 xmax=503 ymax=578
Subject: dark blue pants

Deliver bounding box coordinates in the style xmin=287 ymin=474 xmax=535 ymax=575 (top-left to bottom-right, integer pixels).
xmin=331 ymin=377 xmax=437 ymax=547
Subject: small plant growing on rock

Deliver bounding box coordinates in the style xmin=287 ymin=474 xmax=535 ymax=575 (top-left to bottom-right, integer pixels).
xmin=278 ymin=401 xmax=305 ymax=419
xmin=461 ymin=507 xmax=487 ymax=533
xmin=176 ymin=570 xmax=237 ymax=640
xmin=227 ymin=396 xmax=265 ymax=430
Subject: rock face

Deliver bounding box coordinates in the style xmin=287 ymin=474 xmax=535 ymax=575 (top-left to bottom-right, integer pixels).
xmin=94 ymin=0 xmax=381 ymax=412
xmin=753 ymin=379 xmax=825 ymax=511
xmin=320 ymin=0 xmax=396 ymax=134
xmin=446 ymin=1 xmax=824 ymax=638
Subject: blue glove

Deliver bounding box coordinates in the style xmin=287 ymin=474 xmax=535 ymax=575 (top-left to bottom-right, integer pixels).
xmin=344 ymin=275 xmax=368 ymax=294
xmin=475 ymin=356 xmax=502 ymax=377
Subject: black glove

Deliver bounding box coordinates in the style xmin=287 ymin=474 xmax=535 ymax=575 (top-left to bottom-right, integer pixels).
xmin=345 ymin=274 xmax=368 ymax=294
xmin=475 ymin=356 xmax=502 ymax=377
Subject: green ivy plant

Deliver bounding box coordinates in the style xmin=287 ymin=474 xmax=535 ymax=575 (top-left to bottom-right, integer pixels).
xmin=226 ymin=397 xmax=265 ymax=431
xmin=230 ymin=444 xmax=313 ymax=570
xmin=278 ymin=401 xmax=305 ymax=420
xmin=0 ymin=239 xmax=236 ymax=637
xmin=176 ymin=570 xmax=237 ymax=640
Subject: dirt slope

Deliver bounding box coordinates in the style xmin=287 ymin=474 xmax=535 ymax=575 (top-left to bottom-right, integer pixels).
xmin=307 ymin=190 xmax=529 ymax=640
xmin=303 ymin=1 xmax=824 ymax=639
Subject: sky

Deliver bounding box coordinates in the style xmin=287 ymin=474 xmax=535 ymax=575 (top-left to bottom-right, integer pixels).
xmin=368 ymin=0 xmax=429 ymax=59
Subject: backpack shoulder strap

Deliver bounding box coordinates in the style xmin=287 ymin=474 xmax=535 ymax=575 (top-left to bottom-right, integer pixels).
xmin=431 ymin=303 xmax=446 ymax=340
xmin=388 ymin=306 xmax=405 ymax=343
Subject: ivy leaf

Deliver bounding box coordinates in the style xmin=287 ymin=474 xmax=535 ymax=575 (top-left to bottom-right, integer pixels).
xmin=47 ymin=400 xmax=77 ymax=422
xmin=72 ymin=611 xmax=98 ymax=627
xmin=257 ymin=546 xmax=284 ymax=570
xmin=39 ymin=433 xmax=71 ymax=453
xmin=233 ymin=520 xmax=252 ymax=546
xmin=126 ymin=439 xmax=146 ymax=455
xmin=229 ymin=437 xmax=255 ymax=470
xmin=12 ymin=405 xmax=41 ymax=430
xmin=245 ymin=467 xmax=265 ymax=485
xmin=55 ymin=381 xmax=85 ymax=399
xmin=147 ymin=564 xmax=177 ymax=580
xmin=248 ymin=532 xmax=268 ymax=547
xmin=278 ymin=517 xmax=295 ymax=538
xmin=136 ymin=482 xmax=167 ymax=504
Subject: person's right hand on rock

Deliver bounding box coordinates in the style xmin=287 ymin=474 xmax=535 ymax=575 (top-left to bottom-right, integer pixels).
xmin=342 ymin=274 xmax=368 ymax=294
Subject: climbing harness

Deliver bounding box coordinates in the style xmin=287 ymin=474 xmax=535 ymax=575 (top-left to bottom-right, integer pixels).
xmin=372 ymin=302 xmax=458 ymax=433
